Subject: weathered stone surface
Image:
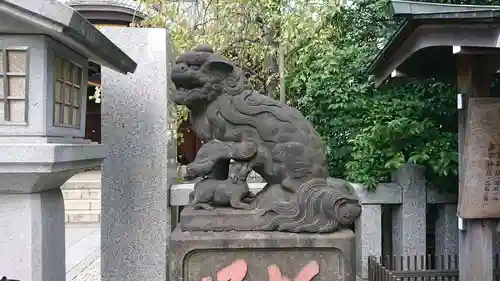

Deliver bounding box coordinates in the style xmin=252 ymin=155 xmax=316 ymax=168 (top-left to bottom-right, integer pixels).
xmin=391 ymin=164 xmax=427 ymax=257
xmin=0 ymin=189 xmax=65 ymax=281
xmin=169 ymin=228 xmax=356 ymax=281
xmin=170 ymin=45 xmax=361 ymax=233
xmin=0 ymin=143 xmax=105 ymax=192
xmin=352 ymin=182 xmax=402 ymax=204
xmin=435 ymin=204 xmax=458 ymax=256
xmin=170 ymin=182 xmax=267 ymax=207
xmin=180 ymin=207 xmax=274 ymax=231
xmin=100 ymin=27 xmax=174 ymax=281
xmin=355 ymin=205 xmax=382 ymax=280
xmin=0 ymin=142 xmax=104 ymax=281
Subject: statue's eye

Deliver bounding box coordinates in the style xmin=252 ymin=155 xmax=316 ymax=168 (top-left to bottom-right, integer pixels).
xmin=189 ymin=65 xmax=200 ymax=71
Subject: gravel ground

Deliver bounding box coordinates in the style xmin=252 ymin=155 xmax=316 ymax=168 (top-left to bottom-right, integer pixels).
xmin=72 ymin=258 xmax=100 ymax=281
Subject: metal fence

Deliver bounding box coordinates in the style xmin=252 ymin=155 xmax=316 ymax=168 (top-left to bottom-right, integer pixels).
xmin=368 ymin=254 xmax=500 ymax=281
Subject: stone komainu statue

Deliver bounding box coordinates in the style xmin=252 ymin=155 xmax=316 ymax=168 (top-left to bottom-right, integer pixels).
xmin=171 ymin=45 xmax=361 ymax=233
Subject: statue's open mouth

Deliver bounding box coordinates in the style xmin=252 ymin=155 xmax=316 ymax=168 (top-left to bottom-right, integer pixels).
xmin=171 ymin=70 xmax=205 ymax=91
xmin=170 ymin=70 xmax=211 ymax=106
xmin=173 ymin=79 xmax=204 ymax=91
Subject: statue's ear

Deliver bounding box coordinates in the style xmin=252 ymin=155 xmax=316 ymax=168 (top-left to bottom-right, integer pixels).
xmin=205 ymin=55 xmax=235 ymax=75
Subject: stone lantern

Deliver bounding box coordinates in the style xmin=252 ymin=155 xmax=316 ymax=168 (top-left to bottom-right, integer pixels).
xmin=0 ymin=1 xmax=136 ymax=281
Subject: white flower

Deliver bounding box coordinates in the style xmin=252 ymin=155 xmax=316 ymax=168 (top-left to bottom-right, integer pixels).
xmin=89 ymin=86 xmax=102 ymax=103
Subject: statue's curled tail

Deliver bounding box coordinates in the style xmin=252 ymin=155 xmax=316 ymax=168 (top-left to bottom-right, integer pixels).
xmin=261 ymin=179 xmax=361 ymax=233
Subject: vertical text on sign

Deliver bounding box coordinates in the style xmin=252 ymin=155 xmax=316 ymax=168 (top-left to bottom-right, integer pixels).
xmin=484 ymin=141 xmax=500 ymax=203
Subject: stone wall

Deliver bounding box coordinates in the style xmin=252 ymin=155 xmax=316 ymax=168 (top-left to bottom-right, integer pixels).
xmin=62 ymin=170 xmax=101 ymax=223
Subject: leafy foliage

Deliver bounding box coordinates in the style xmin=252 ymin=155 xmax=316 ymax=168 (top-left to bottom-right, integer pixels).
xmin=287 ymin=0 xmax=462 ymax=191
xmin=139 ymin=0 xmax=342 ymax=96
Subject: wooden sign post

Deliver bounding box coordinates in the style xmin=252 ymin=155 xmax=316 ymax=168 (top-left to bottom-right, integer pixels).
xmin=456 ymin=55 xmax=496 ymax=281
xmin=459 ymin=98 xmax=500 ymax=218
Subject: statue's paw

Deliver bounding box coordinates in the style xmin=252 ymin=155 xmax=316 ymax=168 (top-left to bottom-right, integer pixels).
xmin=186 ymin=160 xmax=217 ymax=178
xmin=238 ymin=204 xmax=253 ymax=210
xmin=192 ymin=202 xmax=215 ymax=211
xmin=184 ymin=165 xmax=199 ymax=180
xmin=230 ymin=200 xmax=253 ymax=210
xmin=183 ymin=173 xmax=198 ymax=181
xmin=241 ymin=197 xmax=254 ymax=204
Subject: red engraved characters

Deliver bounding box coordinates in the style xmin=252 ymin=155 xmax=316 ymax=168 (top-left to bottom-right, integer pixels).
xmin=268 ymin=260 xmax=319 ymax=281
xmin=201 ymin=259 xmax=319 ymax=281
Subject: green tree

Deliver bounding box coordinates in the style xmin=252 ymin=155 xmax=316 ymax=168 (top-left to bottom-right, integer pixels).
xmin=287 ymin=0 xmax=460 ymax=191
xmin=137 ymin=0 xmax=343 ymax=141
xmin=139 ymin=0 xmax=342 ymax=96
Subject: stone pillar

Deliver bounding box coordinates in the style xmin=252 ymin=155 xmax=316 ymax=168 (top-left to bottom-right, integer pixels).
xmin=391 ymin=164 xmax=427 ymax=258
xmin=435 ymin=204 xmax=459 ymax=256
xmin=0 ymin=189 xmax=65 ymax=281
xmin=101 ymin=27 xmax=175 ymax=281
xmin=0 ymin=146 xmax=105 ymax=281
xmin=355 ymin=205 xmax=382 ymax=280
xmin=352 ymin=181 xmax=402 ymax=280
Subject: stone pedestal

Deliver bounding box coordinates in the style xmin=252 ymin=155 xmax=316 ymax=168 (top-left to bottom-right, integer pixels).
xmin=180 ymin=207 xmax=273 ymax=231
xmin=0 ymin=191 xmax=64 ymax=281
xmin=169 ymin=228 xmax=356 ymax=281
